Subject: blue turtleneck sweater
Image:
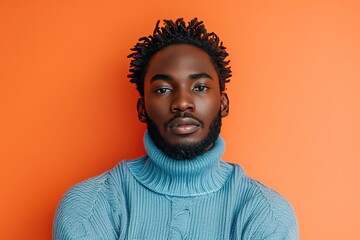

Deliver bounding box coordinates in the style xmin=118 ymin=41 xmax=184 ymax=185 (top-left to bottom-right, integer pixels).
xmin=53 ymin=133 xmax=298 ymax=239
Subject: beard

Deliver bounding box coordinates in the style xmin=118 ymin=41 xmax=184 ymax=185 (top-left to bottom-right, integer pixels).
xmin=146 ymin=112 xmax=222 ymax=160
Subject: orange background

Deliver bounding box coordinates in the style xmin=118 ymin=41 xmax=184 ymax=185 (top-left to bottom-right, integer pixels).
xmin=1 ymin=0 xmax=359 ymax=239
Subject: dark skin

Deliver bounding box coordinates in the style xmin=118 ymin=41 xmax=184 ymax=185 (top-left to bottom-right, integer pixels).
xmin=137 ymin=44 xmax=229 ymax=151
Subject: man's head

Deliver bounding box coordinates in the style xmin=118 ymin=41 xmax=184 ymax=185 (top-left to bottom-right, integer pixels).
xmin=128 ymin=18 xmax=231 ymax=160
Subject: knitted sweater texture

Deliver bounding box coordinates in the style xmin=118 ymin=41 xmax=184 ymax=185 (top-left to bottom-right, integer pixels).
xmin=53 ymin=133 xmax=298 ymax=239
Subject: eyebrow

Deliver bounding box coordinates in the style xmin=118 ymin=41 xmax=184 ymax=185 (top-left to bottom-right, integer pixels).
xmin=150 ymin=74 xmax=172 ymax=82
xmin=190 ymin=73 xmax=213 ymax=80
xmin=150 ymin=73 xmax=213 ymax=82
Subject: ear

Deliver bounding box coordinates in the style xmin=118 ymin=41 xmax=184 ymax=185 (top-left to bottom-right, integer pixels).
xmin=220 ymin=92 xmax=229 ymax=117
xmin=136 ymin=98 xmax=147 ymax=123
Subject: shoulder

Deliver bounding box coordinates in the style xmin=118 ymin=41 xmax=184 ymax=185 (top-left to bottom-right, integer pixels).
xmin=231 ymin=165 xmax=299 ymax=239
xmin=53 ymin=162 xmax=128 ymax=240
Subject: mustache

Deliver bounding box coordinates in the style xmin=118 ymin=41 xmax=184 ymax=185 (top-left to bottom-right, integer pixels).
xmin=164 ymin=112 xmax=204 ymax=128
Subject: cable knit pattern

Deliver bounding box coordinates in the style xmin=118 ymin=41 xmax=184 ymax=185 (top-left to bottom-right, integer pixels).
xmin=53 ymin=132 xmax=299 ymax=239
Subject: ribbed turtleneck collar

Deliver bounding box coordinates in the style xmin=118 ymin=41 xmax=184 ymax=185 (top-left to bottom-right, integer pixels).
xmin=127 ymin=131 xmax=233 ymax=197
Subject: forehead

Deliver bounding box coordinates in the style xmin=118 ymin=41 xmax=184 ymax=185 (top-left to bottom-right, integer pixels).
xmin=145 ymin=44 xmax=218 ymax=79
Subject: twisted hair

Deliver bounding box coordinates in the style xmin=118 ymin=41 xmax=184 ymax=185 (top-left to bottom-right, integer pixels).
xmin=127 ymin=18 xmax=232 ymax=97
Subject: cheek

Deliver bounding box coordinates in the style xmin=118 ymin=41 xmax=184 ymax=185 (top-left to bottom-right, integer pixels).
xmin=193 ymin=98 xmax=220 ymax=132
xmin=144 ymin=98 xmax=169 ymax=121
xmin=195 ymin=96 xmax=221 ymax=117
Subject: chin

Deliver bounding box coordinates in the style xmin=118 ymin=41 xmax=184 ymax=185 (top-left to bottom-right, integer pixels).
xmin=146 ymin=113 xmax=222 ymax=160
xmin=165 ymin=133 xmax=207 ymax=146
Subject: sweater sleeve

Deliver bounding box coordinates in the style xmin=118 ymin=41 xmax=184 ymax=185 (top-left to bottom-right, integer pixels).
xmin=52 ymin=173 xmax=123 ymax=240
xmin=236 ymin=182 xmax=299 ymax=240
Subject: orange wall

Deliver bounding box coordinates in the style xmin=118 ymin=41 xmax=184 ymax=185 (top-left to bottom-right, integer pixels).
xmin=1 ymin=1 xmax=359 ymax=239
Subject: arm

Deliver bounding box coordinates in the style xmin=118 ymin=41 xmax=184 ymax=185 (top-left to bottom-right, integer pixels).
xmin=53 ymin=174 xmax=123 ymax=240
xmin=236 ymin=185 xmax=299 ymax=240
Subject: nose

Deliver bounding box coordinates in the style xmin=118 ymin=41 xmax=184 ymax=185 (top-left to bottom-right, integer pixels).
xmin=170 ymin=89 xmax=195 ymax=113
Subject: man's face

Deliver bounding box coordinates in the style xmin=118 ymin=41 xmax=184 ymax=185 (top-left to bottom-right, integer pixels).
xmin=137 ymin=44 xmax=229 ymax=159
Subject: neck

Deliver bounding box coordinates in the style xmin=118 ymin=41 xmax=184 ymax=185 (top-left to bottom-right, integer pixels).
xmin=127 ymin=131 xmax=233 ymax=197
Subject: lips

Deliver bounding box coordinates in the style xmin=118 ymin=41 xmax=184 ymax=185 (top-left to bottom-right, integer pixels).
xmin=168 ymin=117 xmax=201 ymax=135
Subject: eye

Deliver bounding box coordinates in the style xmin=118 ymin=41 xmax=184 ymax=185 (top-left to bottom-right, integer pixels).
xmin=155 ymin=87 xmax=172 ymax=94
xmin=193 ymin=85 xmax=209 ymax=92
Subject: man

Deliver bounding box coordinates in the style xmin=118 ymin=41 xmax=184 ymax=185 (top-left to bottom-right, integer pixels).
xmin=53 ymin=18 xmax=298 ymax=239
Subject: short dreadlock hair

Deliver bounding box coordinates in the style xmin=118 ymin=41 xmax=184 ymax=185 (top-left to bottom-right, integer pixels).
xmin=127 ymin=18 xmax=232 ymax=97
